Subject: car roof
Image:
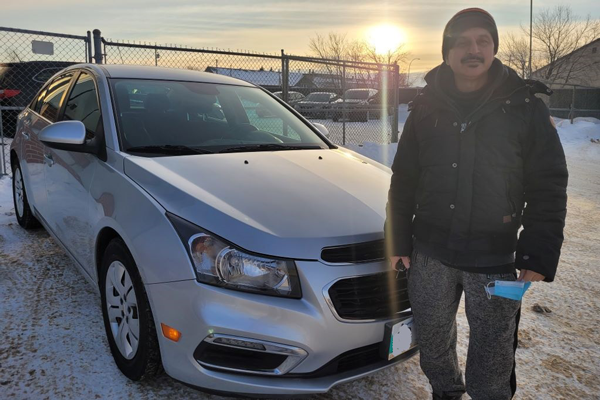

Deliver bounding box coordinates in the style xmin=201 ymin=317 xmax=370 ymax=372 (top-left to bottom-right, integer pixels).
xmin=65 ymin=64 xmax=256 ymax=87
xmin=0 ymin=61 xmax=76 ymax=68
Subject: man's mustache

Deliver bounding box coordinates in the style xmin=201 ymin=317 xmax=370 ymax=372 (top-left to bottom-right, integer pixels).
xmin=462 ymin=56 xmax=484 ymax=64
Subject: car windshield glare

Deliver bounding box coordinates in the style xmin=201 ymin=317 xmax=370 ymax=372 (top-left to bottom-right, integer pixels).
xmin=110 ymin=79 xmax=330 ymax=154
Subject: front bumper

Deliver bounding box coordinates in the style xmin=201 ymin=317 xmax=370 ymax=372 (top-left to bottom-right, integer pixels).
xmin=145 ymin=260 xmax=415 ymax=396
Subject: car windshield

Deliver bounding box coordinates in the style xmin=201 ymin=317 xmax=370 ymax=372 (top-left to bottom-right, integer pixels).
xmin=110 ymin=79 xmax=330 ymax=155
xmin=304 ymin=93 xmax=332 ymax=102
xmin=345 ymin=90 xmax=370 ymax=100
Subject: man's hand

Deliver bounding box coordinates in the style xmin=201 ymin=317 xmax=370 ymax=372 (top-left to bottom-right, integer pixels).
xmin=390 ymin=256 xmax=411 ymax=271
xmin=518 ymin=269 xmax=545 ymax=282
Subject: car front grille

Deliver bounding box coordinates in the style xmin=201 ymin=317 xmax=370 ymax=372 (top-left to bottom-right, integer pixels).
xmin=321 ymin=239 xmax=385 ymax=264
xmin=327 ymin=271 xmax=410 ymax=320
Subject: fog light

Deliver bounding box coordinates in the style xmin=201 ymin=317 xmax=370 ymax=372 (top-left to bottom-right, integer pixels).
xmin=213 ymin=337 xmax=266 ymax=351
xmin=195 ymin=334 xmax=308 ymax=375
xmin=161 ymin=323 xmax=181 ymax=342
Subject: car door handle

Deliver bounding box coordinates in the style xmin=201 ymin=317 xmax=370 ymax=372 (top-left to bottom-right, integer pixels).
xmin=22 ymin=131 xmax=30 ymax=140
xmin=43 ymin=153 xmax=54 ymax=167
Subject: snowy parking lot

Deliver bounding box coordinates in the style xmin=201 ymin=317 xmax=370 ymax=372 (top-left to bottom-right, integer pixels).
xmin=1 ymin=112 xmax=599 ymax=399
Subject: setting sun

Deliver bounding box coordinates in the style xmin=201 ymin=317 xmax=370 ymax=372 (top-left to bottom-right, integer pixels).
xmin=366 ymin=24 xmax=407 ymax=54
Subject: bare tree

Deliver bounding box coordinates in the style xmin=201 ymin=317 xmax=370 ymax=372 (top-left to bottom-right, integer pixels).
xmin=307 ymin=33 xmax=350 ymax=90
xmin=308 ymin=32 xmax=349 ymax=61
xmin=307 ymin=32 xmax=409 ymax=90
xmin=5 ymin=49 xmax=22 ymax=62
xmin=498 ymin=33 xmax=532 ymax=78
xmin=527 ymin=6 xmax=600 ymax=86
xmin=362 ymin=43 xmax=408 ymax=66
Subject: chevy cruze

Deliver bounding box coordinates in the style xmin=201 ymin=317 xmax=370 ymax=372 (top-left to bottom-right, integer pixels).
xmin=9 ymin=64 xmax=415 ymax=397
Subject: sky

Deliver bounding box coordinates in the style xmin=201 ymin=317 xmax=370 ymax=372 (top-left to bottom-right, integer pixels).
xmin=1 ymin=0 xmax=599 ymax=74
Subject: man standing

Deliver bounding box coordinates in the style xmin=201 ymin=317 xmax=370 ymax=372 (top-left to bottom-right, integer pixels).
xmin=385 ymin=8 xmax=568 ymax=400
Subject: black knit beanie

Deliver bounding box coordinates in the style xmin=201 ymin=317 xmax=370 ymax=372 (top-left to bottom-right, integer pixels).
xmin=442 ymin=8 xmax=499 ymax=61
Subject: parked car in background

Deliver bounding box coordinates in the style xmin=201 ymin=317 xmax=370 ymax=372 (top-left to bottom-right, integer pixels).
xmin=366 ymin=89 xmax=397 ymax=119
xmin=273 ymin=90 xmax=305 ymax=106
xmin=330 ymin=88 xmax=378 ymax=122
xmin=0 ymin=61 xmax=75 ymax=138
xmin=10 ymin=64 xmax=416 ymax=397
xmin=294 ymin=91 xmax=338 ymax=118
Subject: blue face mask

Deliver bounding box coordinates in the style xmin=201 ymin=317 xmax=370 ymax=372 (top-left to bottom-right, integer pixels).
xmin=485 ymin=280 xmax=531 ymax=301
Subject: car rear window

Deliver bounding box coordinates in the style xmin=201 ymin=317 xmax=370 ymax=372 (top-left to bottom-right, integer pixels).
xmin=345 ymin=90 xmax=370 ymax=100
xmin=305 ymin=93 xmax=332 ymax=102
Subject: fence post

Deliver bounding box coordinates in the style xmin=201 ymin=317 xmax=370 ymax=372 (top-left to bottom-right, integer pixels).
xmin=281 ymin=50 xmax=289 ymax=102
xmin=0 ymin=109 xmax=5 ymax=176
xmin=391 ymin=63 xmax=400 ymax=143
xmin=570 ymin=85 xmax=575 ymax=124
xmin=93 ymin=29 xmax=103 ymax=64
xmin=342 ymin=62 xmax=346 ymax=146
xmin=86 ymin=31 xmax=93 ymax=63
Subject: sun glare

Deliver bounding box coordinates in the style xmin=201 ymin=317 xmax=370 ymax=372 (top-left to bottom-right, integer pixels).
xmin=367 ymin=24 xmax=406 ymax=54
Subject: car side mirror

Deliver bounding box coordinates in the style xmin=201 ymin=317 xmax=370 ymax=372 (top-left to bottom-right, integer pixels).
xmin=40 ymin=121 xmax=86 ymax=146
xmin=312 ymin=122 xmax=329 ymax=138
xmin=39 ymin=120 xmax=106 ymax=161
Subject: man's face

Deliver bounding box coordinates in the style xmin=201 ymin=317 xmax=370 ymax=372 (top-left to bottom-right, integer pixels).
xmin=446 ymin=27 xmax=495 ymax=80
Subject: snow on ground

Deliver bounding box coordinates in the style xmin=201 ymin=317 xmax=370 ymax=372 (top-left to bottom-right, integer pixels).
xmin=0 ymin=114 xmax=599 ymax=399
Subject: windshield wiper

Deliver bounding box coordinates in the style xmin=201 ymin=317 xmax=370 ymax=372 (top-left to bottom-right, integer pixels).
xmin=218 ymin=144 xmax=324 ymax=153
xmin=126 ymin=145 xmax=213 ymax=155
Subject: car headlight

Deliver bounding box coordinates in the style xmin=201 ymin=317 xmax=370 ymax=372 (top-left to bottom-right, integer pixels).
xmin=167 ymin=212 xmax=301 ymax=298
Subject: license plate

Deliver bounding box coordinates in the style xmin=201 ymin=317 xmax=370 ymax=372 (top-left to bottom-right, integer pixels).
xmin=380 ymin=316 xmax=417 ymax=361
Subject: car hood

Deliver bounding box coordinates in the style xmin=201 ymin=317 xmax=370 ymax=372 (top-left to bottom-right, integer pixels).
xmin=124 ymin=149 xmax=392 ymax=260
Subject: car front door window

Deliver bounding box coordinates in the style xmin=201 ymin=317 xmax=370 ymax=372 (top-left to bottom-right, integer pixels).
xmin=63 ymin=71 xmax=101 ymax=140
xmin=39 ymin=73 xmax=74 ymax=122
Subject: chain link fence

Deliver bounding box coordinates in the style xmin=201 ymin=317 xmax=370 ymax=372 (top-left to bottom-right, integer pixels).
xmin=99 ymin=33 xmax=399 ymax=147
xmin=0 ymin=27 xmax=400 ymax=176
xmin=284 ymin=56 xmax=399 ymax=146
xmin=0 ymin=27 xmax=92 ymax=176
xmin=544 ymin=84 xmax=600 ymax=121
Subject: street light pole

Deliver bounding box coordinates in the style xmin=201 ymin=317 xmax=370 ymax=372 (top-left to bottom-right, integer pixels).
xmin=407 ymin=58 xmax=420 ymax=87
xmin=529 ymin=0 xmax=533 ymax=78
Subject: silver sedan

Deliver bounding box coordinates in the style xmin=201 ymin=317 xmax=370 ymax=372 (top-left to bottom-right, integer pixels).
xmin=9 ymin=64 xmax=415 ymax=397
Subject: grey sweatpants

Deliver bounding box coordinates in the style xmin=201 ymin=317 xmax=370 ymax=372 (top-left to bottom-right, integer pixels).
xmin=407 ymin=250 xmax=521 ymax=400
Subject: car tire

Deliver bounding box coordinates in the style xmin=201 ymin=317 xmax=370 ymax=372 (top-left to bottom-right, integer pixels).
xmin=12 ymin=163 xmax=41 ymax=229
xmin=99 ymin=238 xmax=163 ymax=381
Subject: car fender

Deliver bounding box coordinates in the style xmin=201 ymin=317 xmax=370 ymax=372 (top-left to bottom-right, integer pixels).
xmin=90 ymin=156 xmax=196 ymax=286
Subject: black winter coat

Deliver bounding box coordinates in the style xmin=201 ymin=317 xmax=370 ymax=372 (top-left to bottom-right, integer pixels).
xmin=385 ymin=60 xmax=568 ymax=282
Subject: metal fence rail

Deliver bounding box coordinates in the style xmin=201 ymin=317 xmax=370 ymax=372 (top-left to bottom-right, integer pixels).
xmin=0 ymin=26 xmax=92 ymax=176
